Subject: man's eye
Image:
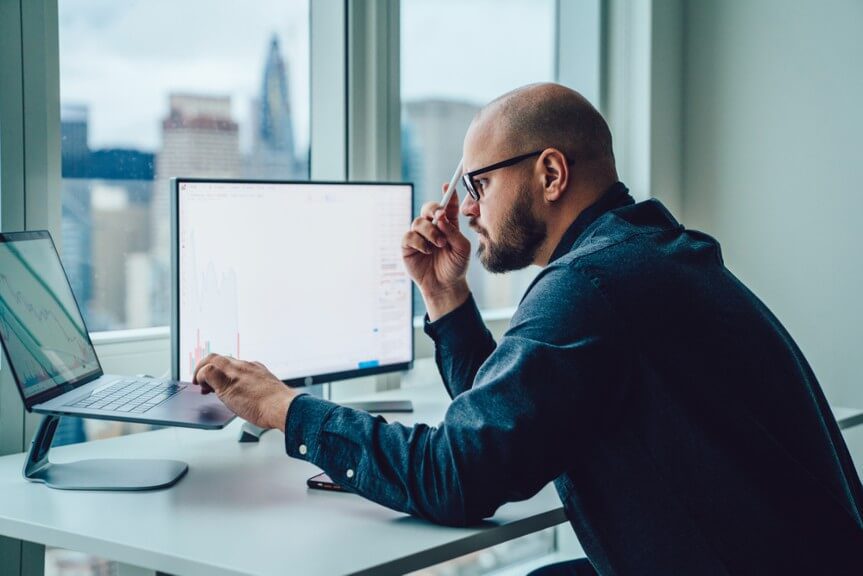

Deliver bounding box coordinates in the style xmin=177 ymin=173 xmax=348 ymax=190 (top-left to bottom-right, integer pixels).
xmin=476 ymin=178 xmax=489 ymax=194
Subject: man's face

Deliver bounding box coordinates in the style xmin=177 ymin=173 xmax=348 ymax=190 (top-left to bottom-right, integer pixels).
xmin=471 ymin=179 xmax=546 ymax=273
xmin=461 ymin=123 xmax=547 ymax=273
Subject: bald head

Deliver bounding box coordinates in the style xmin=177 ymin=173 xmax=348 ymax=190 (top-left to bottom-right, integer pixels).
xmin=471 ymin=83 xmax=616 ymax=179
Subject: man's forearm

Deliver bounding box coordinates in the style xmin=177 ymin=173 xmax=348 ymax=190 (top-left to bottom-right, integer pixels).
xmin=424 ymin=293 xmax=496 ymax=399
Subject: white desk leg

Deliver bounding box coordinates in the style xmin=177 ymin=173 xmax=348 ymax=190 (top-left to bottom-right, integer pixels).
xmin=0 ymin=536 xmax=45 ymax=576
xmin=117 ymin=563 xmax=154 ymax=576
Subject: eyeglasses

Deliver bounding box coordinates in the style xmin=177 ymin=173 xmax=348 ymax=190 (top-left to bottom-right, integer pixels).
xmin=460 ymin=150 xmax=543 ymax=201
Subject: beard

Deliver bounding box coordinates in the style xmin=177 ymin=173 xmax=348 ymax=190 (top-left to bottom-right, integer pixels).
xmin=473 ymin=184 xmax=547 ymax=273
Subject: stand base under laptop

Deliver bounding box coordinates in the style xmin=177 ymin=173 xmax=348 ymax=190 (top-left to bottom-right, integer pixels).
xmin=24 ymin=415 xmax=188 ymax=491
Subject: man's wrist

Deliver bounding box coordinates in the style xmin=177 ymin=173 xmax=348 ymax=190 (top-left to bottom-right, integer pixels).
xmin=424 ymin=281 xmax=470 ymax=322
xmin=272 ymin=388 xmax=298 ymax=433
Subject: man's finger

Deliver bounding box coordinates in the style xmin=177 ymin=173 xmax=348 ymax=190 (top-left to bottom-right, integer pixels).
xmin=419 ymin=200 xmax=443 ymax=220
xmin=195 ymin=362 xmax=230 ymax=392
xmin=412 ymin=217 xmax=447 ymax=248
xmin=192 ymin=354 xmax=230 ymax=384
xmin=432 ymin=186 xmax=461 ymax=228
xmin=443 ymin=186 xmax=461 ymax=222
xmin=402 ymin=231 xmax=433 ymax=255
xmin=193 ymin=353 xmax=228 ymax=386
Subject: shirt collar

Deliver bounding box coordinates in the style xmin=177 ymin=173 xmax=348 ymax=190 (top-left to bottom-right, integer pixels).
xmin=548 ymin=181 xmax=634 ymax=264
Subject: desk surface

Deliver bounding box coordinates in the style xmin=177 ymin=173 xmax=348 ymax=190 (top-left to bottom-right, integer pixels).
xmin=0 ymin=365 xmax=566 ymax=576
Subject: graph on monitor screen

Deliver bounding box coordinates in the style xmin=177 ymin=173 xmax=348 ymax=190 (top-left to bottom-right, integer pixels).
xmin=176 ymin=180 xmax=413 ymax=383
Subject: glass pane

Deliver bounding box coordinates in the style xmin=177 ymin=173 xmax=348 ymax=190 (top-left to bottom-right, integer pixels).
xmin=59 ymin=0 xmax=310 ymax=332
xmin=401 ymin=0 xmax=556 ymax=313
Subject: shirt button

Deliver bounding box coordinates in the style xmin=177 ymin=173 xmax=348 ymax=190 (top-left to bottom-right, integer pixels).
xmin=298 ymin=444 xmax=308 ymax=455
xmin=346 ymin=469 xmax=355 ymax=479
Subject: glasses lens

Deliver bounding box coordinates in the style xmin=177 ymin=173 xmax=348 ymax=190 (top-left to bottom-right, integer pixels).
xmin=462 ymin=174 xmax=478 ymax=201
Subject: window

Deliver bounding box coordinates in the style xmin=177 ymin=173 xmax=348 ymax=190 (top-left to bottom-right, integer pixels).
xmin=59 ymin=0 xmax=311 ymax=332
xmin=401 ymin=0 xmax=557 ymax=314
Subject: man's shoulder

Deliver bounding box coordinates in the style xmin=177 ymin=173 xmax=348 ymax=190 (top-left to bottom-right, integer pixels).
xmin=568 ymin=199 xmax=682 ymax=260
xmin=512 ymin=198 xmax=724 ymax=334
xmin=554 ymin=198 xmax=723 ymax=279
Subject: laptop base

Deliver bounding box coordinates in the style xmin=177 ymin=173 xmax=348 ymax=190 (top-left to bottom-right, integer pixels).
xmin=23 ymin=415 xmax=188 ymax=491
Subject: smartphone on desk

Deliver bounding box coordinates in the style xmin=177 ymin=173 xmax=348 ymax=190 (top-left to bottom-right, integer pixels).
xmin=307 ymin=472 xmax=345 ymax=492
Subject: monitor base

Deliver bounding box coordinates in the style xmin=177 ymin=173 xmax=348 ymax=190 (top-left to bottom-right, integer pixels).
xmin=238 ymin=421 xmax=271 ymax=443
xmin=343 ymin=400 xmax=414 ymax=413
xmin=24 ymin=415 xmax=188 ymax=491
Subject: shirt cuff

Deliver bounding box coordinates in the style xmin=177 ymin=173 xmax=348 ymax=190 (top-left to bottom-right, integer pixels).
xmin=284 ymin=393 xmax=338 ymax=461
xmin=423 ymin=292 xmax=489 ymax=350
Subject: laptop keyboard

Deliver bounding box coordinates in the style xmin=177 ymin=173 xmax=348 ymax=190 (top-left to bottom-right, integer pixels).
xmin=65 ymin=379 xmax=186 ymax=413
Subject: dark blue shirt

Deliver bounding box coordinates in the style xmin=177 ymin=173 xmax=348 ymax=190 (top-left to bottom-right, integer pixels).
xmin=285 ymin=183 xmax=863 ymax=575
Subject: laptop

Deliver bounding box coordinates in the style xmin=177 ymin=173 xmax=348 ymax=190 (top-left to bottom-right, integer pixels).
xmin=0 ymin=230 xmax=235 ymax=429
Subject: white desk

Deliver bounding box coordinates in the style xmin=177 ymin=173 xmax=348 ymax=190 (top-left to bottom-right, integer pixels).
xmin=0 ymin=365 xmax=566 ymax=576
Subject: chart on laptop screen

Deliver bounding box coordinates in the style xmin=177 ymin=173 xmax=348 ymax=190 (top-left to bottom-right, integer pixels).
xmin=176 ymin=181 xmax=413 ymax=382
xmin=0 ymin=234 xmax=101 ymax=398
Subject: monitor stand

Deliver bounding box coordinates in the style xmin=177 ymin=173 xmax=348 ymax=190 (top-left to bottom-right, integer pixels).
xmin=24 ymin=415 xmax=188 ymax=491
xmin=342 ymin=400 xmax=414 ymax=413
xmin=238 ymin=421 xmax=270 ymax=442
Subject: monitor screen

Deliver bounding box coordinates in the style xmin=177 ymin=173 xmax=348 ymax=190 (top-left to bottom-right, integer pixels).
xmin=0 ymin=231 xmax=101 ymax=404
xmin=172 ymin=179 xmax=414 ymax=385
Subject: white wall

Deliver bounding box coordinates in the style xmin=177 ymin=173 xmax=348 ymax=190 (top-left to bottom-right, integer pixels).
xmin=682 ymin=0 xmax=863 ymax=410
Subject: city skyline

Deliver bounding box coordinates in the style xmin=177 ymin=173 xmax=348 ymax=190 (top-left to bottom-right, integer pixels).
xmin=58 ymin=0 xmax=555 ymax=152
xmin=58 ymin=0 xmax=556 ymax=331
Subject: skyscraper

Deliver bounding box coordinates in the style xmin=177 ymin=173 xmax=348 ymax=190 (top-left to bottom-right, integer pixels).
xmin=245 ymin=35 xmax=303 ymax=179
xmin=260 ymin=35 xmax=295 ymax=157
xmin=156 ymin=94 xmax=241 ymax=180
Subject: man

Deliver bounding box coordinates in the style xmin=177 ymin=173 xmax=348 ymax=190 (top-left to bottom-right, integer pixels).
xmin=193 ymin=84 xmax=863 ymax=575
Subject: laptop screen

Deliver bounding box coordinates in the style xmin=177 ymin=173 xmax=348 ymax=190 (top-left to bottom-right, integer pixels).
xmin=0 ymin=231 xmax=101 ymax=403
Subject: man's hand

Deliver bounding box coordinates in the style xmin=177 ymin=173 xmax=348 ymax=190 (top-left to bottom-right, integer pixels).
xmin=402 ymin=184 xmax=471 ymax=320
xmin=192 ymin=354 xmax=298 ymax=432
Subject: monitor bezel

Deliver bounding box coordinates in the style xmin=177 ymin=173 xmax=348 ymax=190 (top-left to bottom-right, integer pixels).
xmin=170 ymin=177 xmax=415 ymax=387
xmin=0 ymin=229 xmax=104 ymax=411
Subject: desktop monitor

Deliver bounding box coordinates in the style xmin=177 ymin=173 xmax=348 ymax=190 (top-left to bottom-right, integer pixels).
xmin=171 ymin=178 xmax=414 ymax=394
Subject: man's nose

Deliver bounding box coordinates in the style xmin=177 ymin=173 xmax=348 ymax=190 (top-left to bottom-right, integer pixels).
xmin=461 ymin=194 xmax=479 ymax=218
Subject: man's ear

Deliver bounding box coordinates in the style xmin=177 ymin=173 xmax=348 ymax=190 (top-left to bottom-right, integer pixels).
xmin=540 ymin=148 xmax=569 ymax=202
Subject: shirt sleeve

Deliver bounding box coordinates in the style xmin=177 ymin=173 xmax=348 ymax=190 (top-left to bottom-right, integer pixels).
xmin=423 ymin=293 xmax=497 ymax=399
xmin=285 ymin=265 xmax=628 ymax=526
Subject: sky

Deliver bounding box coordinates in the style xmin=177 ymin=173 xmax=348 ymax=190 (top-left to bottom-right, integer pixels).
xmin=59 ymin=0 xmax=555 ymax=153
